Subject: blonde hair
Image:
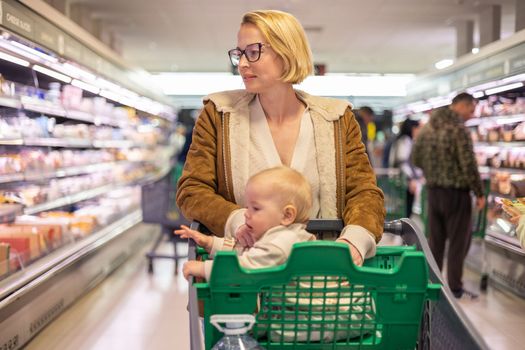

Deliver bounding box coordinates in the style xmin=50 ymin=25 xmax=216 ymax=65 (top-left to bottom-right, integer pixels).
xmin=242 ymin=10 xmax=313 ymax=84
xmin=248 ymin=166 xmax=312 ymax=224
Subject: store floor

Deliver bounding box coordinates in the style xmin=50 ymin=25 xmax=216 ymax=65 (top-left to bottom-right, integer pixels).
xmin=26 ymin=236 xmax=525 ymax=350
xmin=26 ymin=239 xmax=190 ymax=350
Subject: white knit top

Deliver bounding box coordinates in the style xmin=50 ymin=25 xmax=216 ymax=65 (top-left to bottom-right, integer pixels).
xmin=246 ymin=95 xmax=321 ymax=218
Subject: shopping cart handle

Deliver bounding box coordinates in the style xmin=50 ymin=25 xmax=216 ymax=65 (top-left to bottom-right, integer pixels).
xmin=383 ymin=220 xmax=403 ymax=235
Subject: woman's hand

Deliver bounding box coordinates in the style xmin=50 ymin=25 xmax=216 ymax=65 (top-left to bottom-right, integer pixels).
xmin=502 ymin=204 xmax=521 ymax=225
xmin=174 ymin=225 xmax=213 ymax=252
xmin=235 ymin=224 xmax=255 ymax=248
xmin=336 ymin=238 xmax=363 ymax=266
xmin=183 ymin=261 xmax=205 ymax=280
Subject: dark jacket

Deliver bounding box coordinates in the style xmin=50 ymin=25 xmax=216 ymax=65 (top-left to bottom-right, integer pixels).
xmin=412 ymin=106 xmax=483 ymax=197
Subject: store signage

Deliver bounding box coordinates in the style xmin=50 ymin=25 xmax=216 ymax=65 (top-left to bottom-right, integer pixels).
xmin=34 ymin=19 xmax=61 ymax=53
xmin=1 ymin=1 xmax=33 ymax=38
xmin=510 ymin=55 xmax=525 ymax=74
xmin=467 ymin=64 xmax=505 ymax=85
xmin=63 ymin=35 xmax=82 ymax=62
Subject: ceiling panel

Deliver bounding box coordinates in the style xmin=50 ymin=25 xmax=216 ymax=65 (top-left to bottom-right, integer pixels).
xmin=70 ymin=0 xmax=518 ymax=74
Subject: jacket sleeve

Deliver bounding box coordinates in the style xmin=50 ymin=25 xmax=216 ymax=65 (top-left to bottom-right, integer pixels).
xmin=455 ymin=127 xmax=483 ymax=197
xmin=176 ymin=101 xmax=241 ymax=236
xmin=340 ymin=108 xmax=386 ymax=243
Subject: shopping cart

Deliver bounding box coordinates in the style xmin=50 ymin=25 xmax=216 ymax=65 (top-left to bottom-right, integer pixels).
xmin=376 ymin=168 xmax=407 ymax=221
xmin=141 ymin=164 xmax=189 ymax=274
xmin=187 ymin=219 xmax=490 ymax=350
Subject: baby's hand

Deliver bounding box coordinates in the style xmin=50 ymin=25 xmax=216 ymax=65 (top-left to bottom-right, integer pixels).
xmin=235 ymin=224 xmax=255 ymax=248
xmin=174 ymin=225 xmax=213 ymax=251
xmin=183 ymin=260 xmax=205 ymax=280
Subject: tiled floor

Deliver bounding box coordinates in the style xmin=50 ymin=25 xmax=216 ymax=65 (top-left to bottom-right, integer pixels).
xmin=26 ymin=236 xmax=525 ymax=350
xmin=457 ymin=268 xmax=525 ymax=350
xmin=26 ymin=240 xmax=190 ymax=350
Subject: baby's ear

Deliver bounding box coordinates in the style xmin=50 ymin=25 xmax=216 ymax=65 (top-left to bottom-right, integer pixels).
xmin=281 ymin=205 xmax=297 ymax=226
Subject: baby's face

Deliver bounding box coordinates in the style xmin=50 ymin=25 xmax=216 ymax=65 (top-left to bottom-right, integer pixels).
xmin=244 ymin=180 xmax=286 ymax=240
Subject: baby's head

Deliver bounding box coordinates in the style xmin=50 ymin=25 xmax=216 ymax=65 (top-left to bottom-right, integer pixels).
xmin=244 ymin=166 xmax=312 ymax=240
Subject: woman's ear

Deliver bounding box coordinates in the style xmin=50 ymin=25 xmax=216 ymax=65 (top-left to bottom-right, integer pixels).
xmin=281 ymin=205 xmax=297 ymax=226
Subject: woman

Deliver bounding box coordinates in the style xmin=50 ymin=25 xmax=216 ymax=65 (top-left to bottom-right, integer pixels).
xmin=502 ymin=201 xmax=525 ymax=248
xmin=176 ymin=10 xmax=385 ymax=265
xmin=388 ymin=118 xmax=421 ymax=218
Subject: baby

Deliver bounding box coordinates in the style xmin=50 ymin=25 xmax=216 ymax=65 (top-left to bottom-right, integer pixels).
xmin=175 ymin=166 xmax=315 ymax=280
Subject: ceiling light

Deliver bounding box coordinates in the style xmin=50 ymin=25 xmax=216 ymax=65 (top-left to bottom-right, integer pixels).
xmin=9 ymin=40 xmax=58 ymax=63
xmin=485 ymin=82 xmax=524 ymax=95
xmin=0 ymin=51 xmax=30 ymax=67
xmin=471 ymin=47 xmax=479 ymax=54
xmin=33 ymin=65 xmax=72 ymax=83
xmin=435 ymin=59 xmax=454 ymax=70
xmin=71 ymin=79 xmax=100 ymax=94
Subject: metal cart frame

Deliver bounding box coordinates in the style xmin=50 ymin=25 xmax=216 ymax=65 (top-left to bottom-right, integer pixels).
xmin=187 ymin=219 xmax=490 ymax=350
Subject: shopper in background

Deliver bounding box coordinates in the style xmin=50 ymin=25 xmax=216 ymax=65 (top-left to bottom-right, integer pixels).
xmin=412 ymin=92 xmax=485 ymax=298
xmin=388 ymin=118 xmax=422 ymax=218
xmin=176 ymin=10 xmax=385 ymax=266
xmin=356 ymin=106 xmax=375 ymax=158
xmin=502 ymin=201 xmax=525 ymax=248
xmin=175 ymin=167 xmax=315 ymax=280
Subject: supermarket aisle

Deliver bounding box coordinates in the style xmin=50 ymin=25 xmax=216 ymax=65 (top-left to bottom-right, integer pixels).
xmin=26 ymin=239 xmax=189 ymax=350
xmin=458 ymin=268 xmax=525 ymax=350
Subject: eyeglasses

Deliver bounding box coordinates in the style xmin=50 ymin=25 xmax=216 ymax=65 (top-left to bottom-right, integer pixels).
xmin=228 ymin=43 xmax=270 ymax=66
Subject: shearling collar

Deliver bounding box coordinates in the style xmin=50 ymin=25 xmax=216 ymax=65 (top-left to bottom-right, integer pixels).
xmin=203 ymin=89 xmax=352 ymax=121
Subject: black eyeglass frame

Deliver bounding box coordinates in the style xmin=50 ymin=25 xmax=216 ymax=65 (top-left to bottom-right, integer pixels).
xmin=227 ymin=43 xmax=270 ymax=66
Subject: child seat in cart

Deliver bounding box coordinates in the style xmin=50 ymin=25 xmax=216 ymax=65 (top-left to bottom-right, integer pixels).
xmin=187 ymin=219 xmax=491 ymax=349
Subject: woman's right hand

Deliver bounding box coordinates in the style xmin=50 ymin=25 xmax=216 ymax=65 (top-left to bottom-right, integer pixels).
xmin=174 ymin=225 xmax=213 ymax=251
xmin=235 ymin=224 xmax=255 ymax=248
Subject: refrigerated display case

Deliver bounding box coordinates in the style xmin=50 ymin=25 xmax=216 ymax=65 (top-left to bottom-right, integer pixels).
xmin=396 ymin=27 xmax=525 ymax=298
xmin=0 ymin=1 xmax=179 ymax=349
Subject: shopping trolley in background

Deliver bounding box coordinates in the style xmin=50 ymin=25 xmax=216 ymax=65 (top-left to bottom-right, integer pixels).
xmin=375 ymin=168 xmax=407 ymax=221
xmin=141 ymin=163 xmax=189 ymax=274
xmin=187 ymin=219 xmax=490 ymax=350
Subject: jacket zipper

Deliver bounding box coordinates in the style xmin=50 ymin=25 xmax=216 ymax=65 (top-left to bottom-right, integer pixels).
xmin=337 ymin=120 xmax=345 ymax=218
xmin=222 ymin=113 xmax=232 ymax=201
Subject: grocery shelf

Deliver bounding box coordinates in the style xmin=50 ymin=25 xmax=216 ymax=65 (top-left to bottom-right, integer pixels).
xmin=485 ymin=230 xmax=525 ymax=256
xmin=478 ymin=166 xmax=525 ymax=175
xmin=466 ymin=113 xmax=525 ymax=127
xmin=0 ymin=96 xmax=21 ymax=109
xmin=0 ymin=212 xmax=156 ymax=349
xmin=0 ymin=137 xmax=146 ymax=149
xmin=23 ymin=183 xmax=119 ymax=215
xmin=0 ymin=161 xmax=137 ymax=184
xmin=475 ymin=141 xmax=525 ymax=148
xmin=21 ymin=98 xmax=67 ymax=118
xmin=0 ymin=208 xmax=142 ymax=300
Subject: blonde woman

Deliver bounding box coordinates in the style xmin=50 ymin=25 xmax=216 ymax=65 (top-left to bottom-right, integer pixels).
xmin=176 ymin=10 xmax=385 ymax=265
xmin=502 ymin=199 xmax=525 ymax=248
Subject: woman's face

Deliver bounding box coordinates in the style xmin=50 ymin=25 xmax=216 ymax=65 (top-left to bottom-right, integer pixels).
xmin=236 ymin=23 xmax=285 ymax=93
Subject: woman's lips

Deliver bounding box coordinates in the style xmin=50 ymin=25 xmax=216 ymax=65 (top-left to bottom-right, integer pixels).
xmin=242 ymin=75 xmax=256 ymax=81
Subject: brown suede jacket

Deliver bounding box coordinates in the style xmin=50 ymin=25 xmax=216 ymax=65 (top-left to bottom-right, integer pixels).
xmin=176 ymin=90 xmax=385 ymax=253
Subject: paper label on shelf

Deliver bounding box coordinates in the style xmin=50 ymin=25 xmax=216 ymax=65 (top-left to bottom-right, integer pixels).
xmin=510 ymin=55 xmax=525 ymax=74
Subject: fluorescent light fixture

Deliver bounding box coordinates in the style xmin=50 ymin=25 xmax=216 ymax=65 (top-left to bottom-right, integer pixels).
xmin=435 ymin=59 xmax=454 ymax=70
xmin=485 ymin=82 xmax=524 ymax=95
xmin=0 ymin=51 xmax=30 ymax=67
xmin=33 ymin=65 xmax=72 ymax=83
xmin=155 ymin=72 xmax=413 ymax=97
xmin=472 ymin=91 xmax=484 ymax=98
xmin=471 ymin=48 xmax=479 ymax=54
xmin=71 ymin=79 xmax=100 ymax=94
xmin=0 ymin=40 xmax=40 ymax=61
xmin=63 ymin=63 xmax=96 ymax=81
xmin=9 ymin=40 xmax=58 ymax=63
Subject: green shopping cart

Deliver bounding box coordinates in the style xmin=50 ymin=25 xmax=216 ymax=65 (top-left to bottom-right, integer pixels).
xmin=376 ymin=168 xmax=407 ymax=221
xmin=187 ymin=219 xmax=490 ymax=350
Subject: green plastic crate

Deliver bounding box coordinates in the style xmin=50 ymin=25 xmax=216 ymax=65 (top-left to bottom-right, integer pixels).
xmin=195 ymin=241 xmax=440 ymax=349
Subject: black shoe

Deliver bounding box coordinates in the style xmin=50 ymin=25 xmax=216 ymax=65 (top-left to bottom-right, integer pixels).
xmin=452 ymin=288 xmax=479 ymax=299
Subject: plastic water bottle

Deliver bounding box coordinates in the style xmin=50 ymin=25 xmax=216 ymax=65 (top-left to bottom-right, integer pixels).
xmin=210 ymin=314 xmax=265 ymax=350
